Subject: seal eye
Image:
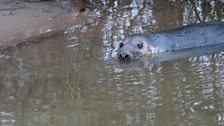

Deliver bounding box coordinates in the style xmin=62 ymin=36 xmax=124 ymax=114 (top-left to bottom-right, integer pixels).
xmin=137 ymin=44 xmax=143 ymax=49
xmin=119 ymin=43 xmax=124 ymax=48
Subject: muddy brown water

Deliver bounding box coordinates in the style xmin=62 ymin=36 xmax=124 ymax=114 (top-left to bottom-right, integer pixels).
xmin=1 ymin=0 xmax=224 ymax=126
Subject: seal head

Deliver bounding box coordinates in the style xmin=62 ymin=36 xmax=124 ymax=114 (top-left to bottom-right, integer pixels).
xmin=117 ymin=22 xmax=224 ymax=61
xmin=117 ymin=34 xmax=151 ymax=60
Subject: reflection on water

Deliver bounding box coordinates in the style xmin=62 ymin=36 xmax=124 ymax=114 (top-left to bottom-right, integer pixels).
xmin=1 ymin=0 xmax=224 ymax=126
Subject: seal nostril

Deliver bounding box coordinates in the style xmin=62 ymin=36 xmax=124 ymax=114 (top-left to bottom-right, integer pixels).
xmin=125 ymin=54 xmax=129 ymax=59
xmin=118 ymin=53 xmax=130 ymax=60
xmin=119 ymin=54 xmax=123 ymax=59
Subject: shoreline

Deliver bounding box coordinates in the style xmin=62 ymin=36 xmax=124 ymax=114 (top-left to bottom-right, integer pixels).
xmin=0 ymin=0 xmax=82 ymax=49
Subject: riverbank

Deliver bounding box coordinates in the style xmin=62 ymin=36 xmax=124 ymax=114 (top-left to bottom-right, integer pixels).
xmin=0 ymin=0 xmax=81 ymax=49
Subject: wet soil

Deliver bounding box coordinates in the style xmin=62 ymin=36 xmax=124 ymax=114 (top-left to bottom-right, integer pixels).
xmin=0 ymin=0 xmax=84 ymax=48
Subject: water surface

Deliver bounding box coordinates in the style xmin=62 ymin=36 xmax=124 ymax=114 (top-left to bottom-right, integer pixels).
xmin=1 ymin=0 xmax=224 ymax=126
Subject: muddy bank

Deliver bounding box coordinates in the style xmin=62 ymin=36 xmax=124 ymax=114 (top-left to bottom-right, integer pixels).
xmin=0 ymin=0 xmax=89 ymax=49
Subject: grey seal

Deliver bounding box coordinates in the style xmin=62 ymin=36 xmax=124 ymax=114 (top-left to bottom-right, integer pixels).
xmin=118 ymin=22 xmax=224 ymax=60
